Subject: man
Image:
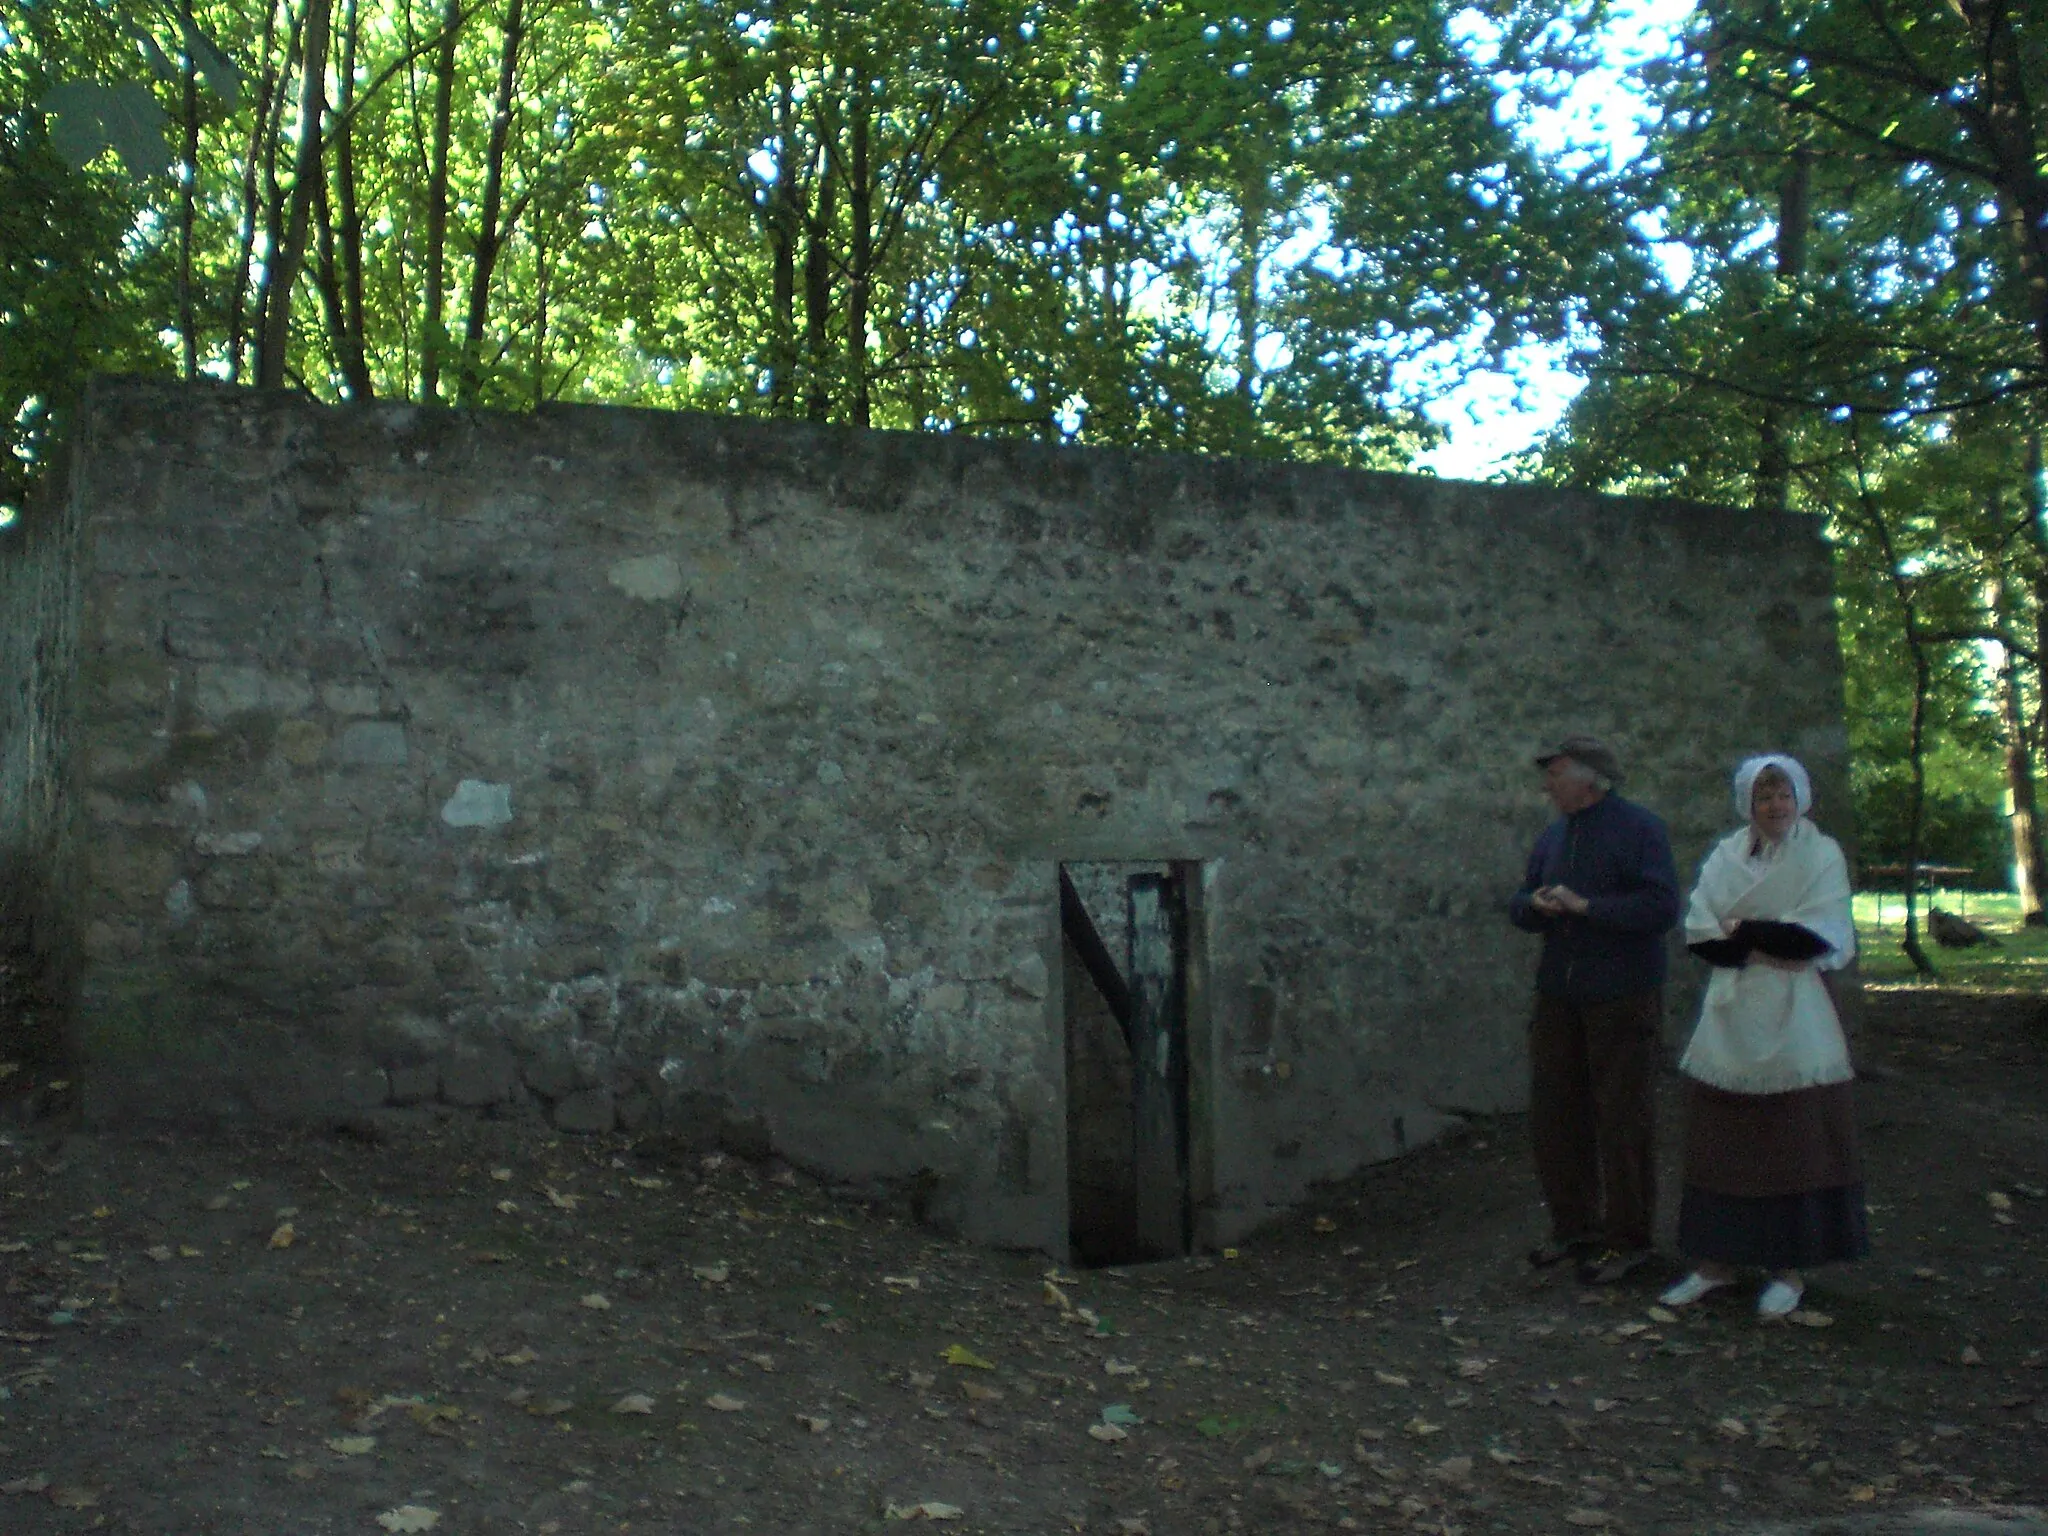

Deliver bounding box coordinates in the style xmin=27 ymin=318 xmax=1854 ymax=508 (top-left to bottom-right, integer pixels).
xmin=1508 ymin=736 xmax=1680 ymax=1286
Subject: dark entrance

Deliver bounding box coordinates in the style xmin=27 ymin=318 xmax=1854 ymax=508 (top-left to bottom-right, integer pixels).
xmin=1061 ymin=861 xmax=1196 ymax=1266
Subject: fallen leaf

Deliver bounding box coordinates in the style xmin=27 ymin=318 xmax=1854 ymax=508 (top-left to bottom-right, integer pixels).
xmin=1716 ymin=1417 xmax=1749 ymax=1438
xmin=1456 ymin=1357 xmax=1492 ymax=1379
xmin=705 ymin=1394 xmax=746 ymax=1413
xmin=534 ymin=1398 xmax=574 ymax=1416
xmin=1089 ymin=1423 xmax=1129 ymax=1443
xmin=495 ymin=1200 xmax=520 ymax=1215
xmin=500 ymin=1346 xmax=538 ymax=1366
xmin=376 ymin=1506 xmax=442 ymax=1533
xmin=490 ymin=1167 xmax=513 ymax=1181
xmin=1117 ymin=1518 xmax=1153 ymax=1535
xmin=1043 ymin=1280 xmax=1074 ymax=1312
xmin=883 ymin=1274 xmax=921 ymax=1290
xmin=1405 ymin=1418 xmax=1442 ymax=1436
xmin=629 ymin=1176 xmax=668 ymax=1190
xmin=1593 ymin=1398 xmax=1621 ymax=1413
xmin=961 ymin=1381 xmax=1003 ymax=1403
xmin=1487 ymin=1447 xmax=1524 ymax=1465
xmin=1646 ymin=1306 xmax=1679 ymax=1324
xmin=268 ymin=1223 xmax=297 ymax=1249
xmin=1313 ymin=1216 xmax=1337 ymax=1233
xmin=1565 ymin=1510 xmax=1612 ymax=1527
xmin=579 ymin=1293 xmax=611 ymax=1310
xmin=796 ymin=1414 xmax=831 ymax=1433
xmin=884 ymin=1500 xmax=964 ymax=1521
xmin=1101 ymin=1404 xmax=1142 ymax=1426
xmin=1104 ymin=1358 xmax=1139 ymax=1376
xmin=1987 ymin=1191 xmax=2013 ymax=1211
xmin=610 ymin=1393 xmax=656 ymax=1415
xmin=1961 ymin=1346 xmax=1984 ymax=1366
xmin=542 ymin=1186 xmax=580 ymax=1211
xmin=327 ymin=1436 xmax=377 ymax=1456
xmin=1612 ymin=1321 xmax=1650 ymax=1338
xmin=1 ymin=1474 xmax=51 ymax=1495
xmin=48 ymin=1485 xmax=100 ymax=1509
xmin=692 ymin=1262 xmax=730 ymax=1283
xmin=1789 ymin=1310 xmax=1834 ymax=1328
xmin=146 ymin=1244 xmax=173 ymax=1262
xmin=941 ymin=1344 xmax=995 ymax=1370
xmin=1848 ymin=1486 xmax=1877 ymax=1503
xmin=1428 ymin=1456 xmax=1474 ymax=1483
xmin=1373 ymin=1370 xmax=1410 ymax=1388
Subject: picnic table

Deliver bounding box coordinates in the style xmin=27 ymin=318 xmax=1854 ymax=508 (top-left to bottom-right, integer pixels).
xmin=1860 ymin=863 xmax=1982 ymax=922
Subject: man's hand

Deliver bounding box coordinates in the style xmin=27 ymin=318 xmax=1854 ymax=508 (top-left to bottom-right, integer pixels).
xmin=1531 ymin=885 xmax=1591 ymax=918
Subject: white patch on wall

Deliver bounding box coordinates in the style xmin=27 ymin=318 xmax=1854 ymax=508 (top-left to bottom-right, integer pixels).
xmin=607 ymin=553 xmax=685 ymax=601
xmin=164 ymin=879 xmax=195 ymax=922
xmin=442 ymin=779 xmax=513 ymax=828
xmin=701 ymin=896 xmax=736 ymax=915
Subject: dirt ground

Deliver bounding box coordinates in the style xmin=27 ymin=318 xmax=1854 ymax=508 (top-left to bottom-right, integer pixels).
xmin=1 ymin=988 xmax=2043 ymax=1536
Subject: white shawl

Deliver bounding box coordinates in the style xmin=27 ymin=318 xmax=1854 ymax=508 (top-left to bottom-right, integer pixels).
xmin=1679 ymin=818 xmax=1856 ymax=1094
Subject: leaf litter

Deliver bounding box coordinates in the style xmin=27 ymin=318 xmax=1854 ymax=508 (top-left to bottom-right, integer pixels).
xmin=1 ymin=987 xmax=2041 ymax=1534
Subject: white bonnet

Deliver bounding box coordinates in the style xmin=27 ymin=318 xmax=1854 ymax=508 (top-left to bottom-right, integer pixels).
xmin=1733 ymin=754 xmax=1812 ymax=818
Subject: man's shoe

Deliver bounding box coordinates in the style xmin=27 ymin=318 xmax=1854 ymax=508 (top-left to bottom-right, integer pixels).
xmin=1576 ymin=1247 xmax=1653 ymax=1285
xmin=1527 ymin=1237 xmax=1592 ymax=1269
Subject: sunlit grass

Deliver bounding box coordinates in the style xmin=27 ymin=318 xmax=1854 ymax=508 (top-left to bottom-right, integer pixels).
xmin=1854 ymin=888 xmax=2048 ymax=991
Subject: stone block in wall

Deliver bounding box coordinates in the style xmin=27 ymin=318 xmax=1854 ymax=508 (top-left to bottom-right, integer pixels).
xmin=440 ymin=1047 xmax=518 ymax=1106
xmin=551 ymin=1088 xmax=615 ymax=1133
xmin=387 ymin=1063 xmax=440 ymax=1106
xmin=337 ymin=721 xmax=407 ymax=766
xmin=194 ymin=664 xmax=313 ymax=721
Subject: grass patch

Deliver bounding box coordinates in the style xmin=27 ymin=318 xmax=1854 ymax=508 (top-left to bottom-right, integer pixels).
xmin=1854 ymin=888 xmax=2048 ymax=989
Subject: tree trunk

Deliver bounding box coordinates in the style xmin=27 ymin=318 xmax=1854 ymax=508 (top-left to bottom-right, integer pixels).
xmin=1991 ymin=577 xmax=2047 ymax=922
xmin=1232 ymin=174 xmax=1265 ymax=429
xmin=531 ymin=235 xmax=550 ymax=410
xmin=767 ymin=69 xmax=799 ymax=416
xmin=257 ymin=0 xmax=335 ymax=389
xmin=804 ymin=134 xmax=836 ymax=422
xmin=1852 ymin=426 xmax=1936 ymax=975
xmin=177 ymin=0 xmax=200 ymax=379
xmin=1754 ymin=143 xmax=1809 ymax=513
xmin=457 ymin=0 xmax=527 ymax=405
xmin=420 ymin=0 xmax=462 ymax=403
xmin=227 ymin=4 xmax=289 ymax=384
xmin=1901 ymin=640 xmax=1936 ymax=976
xmin=331 ymin=0 xmax=373 ymax=399
xmin=846 ymin=61 xmax=872 ymax=429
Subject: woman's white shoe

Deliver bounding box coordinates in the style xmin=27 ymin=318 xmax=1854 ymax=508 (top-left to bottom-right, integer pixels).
xmin=1658 ymin=1271 xmax=1732 ymax=1308
xmin=1756 ymin=1278 xmax=1804 ymax=1318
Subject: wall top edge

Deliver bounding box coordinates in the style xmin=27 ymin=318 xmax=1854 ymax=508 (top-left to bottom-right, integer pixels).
xmin=78 ymin=372 xmax=1828 ymax=545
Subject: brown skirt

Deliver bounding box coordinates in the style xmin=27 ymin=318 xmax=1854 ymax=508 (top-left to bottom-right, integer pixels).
xmin=1681 ymin=1077 xmax=1863 ymax=1197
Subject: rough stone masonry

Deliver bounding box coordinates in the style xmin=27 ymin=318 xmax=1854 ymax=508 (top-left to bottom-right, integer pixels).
xmin=0 ymin=377 xmax=1852 ymax=1251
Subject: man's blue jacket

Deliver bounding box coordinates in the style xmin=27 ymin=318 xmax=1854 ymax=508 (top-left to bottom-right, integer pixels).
xmin=1508 ymin=793 xmax=1681 ymax=1002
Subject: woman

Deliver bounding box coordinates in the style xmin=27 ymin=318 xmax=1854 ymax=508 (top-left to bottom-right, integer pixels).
xmin=1660 ymin=755 xmax=1868 ymax=1318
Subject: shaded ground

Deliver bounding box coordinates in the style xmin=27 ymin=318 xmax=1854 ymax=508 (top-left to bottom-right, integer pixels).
xmin=1 ymin=988 xmax=2044 ymax=1536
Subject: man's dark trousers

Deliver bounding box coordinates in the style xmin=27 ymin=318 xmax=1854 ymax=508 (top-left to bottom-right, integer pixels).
xmin=1529 ymin=989 xmax=1659 ymax=1251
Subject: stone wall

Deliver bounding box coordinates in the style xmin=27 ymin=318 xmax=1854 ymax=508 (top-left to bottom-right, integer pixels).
xmin=41 ymin=376 xmax=1853 ymax=1249
xmin=0 ymin=444 xmax=84 ymax=1074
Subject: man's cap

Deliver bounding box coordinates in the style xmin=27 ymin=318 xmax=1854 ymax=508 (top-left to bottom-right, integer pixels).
xmin=1535 ymin=735 xmax=1623 ymax=786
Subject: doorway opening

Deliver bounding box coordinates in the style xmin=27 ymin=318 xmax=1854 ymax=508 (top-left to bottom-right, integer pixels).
xmin=1061 ymin=861 xmax=1199 ymax=1267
